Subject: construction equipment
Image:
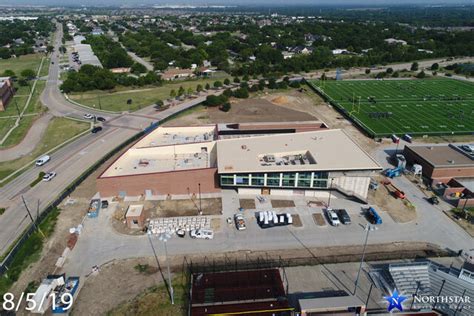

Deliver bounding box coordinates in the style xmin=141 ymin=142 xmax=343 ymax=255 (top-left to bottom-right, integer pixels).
xmin=385 ymin=167 xmax=403 ymax=178
xmin=383 ymin=180 xmax=406 ymax=199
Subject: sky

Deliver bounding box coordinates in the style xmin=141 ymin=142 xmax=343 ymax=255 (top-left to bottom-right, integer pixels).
xmin=2 ymin=0 xmax=473 ymax=6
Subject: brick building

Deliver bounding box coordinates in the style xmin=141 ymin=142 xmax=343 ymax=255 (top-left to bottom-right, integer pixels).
xmin=97 ymin=124 xmax=381 ymax=201
xmin=0 ymin=77 xmax=15 ymax=111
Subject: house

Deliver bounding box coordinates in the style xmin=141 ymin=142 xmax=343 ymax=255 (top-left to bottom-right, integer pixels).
xmin=91 ymin=27 xmax=104 ymax=36
xmin=161 ymin=68 xmax=195 ymax=81
xmin=332 ymin=49 xmax=348 ymax=55
xmin=290 ymin=46 xmax=313 ymax=55
xmin=384 ymin=38 xmax=408 ymax=45
xmin=0 ymin=77 xmax=15 ymax=111
xmin=282 ymin=51 xmax=294 ymax=59
xmin=125 ymin=205 xmax=146 ymax=229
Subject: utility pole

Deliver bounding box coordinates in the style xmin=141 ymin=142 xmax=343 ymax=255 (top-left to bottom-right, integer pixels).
xmin=21 ymin=196 xmax=45 ymax=237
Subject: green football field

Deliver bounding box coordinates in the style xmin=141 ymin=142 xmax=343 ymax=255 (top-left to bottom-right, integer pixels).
xmin=307 ymin=78 xmax=474 ymax=137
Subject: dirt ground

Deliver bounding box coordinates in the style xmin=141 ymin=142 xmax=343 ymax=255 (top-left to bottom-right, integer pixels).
xmin=271 ymin=200 xmax=296 ymax=208
xmin=367 ymin=175 xmax=417 ymax=223
xmin=313 ymin=213 xmax=327 ymax=226
xmin=292 ymin=214 xmax=303 ymax=227
xmin=446 ymin=211 xmax=474 ymax=237
xmin=71 ymin=258 xmax=163 ymax=316
xmin=208 ymin=97 xmax=317 ymax=123
xmin=239 ymin=199 xmax=256 ymax=209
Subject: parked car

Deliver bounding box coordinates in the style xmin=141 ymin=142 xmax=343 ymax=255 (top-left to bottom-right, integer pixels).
xmin=101 ymin=200 xmax=109 ymax=209
xmin=35 ymin=155 xmax=51 ymax=166
xmin=42 ymin=172 xmax=56 ymax=182
xmin=190 ymin=229 xmax=214 ymax=239
xmin=234 ymin=214 xmax=246 ymax=230
xmin=176 ymin=229 xmax=186 ymax=238
xmin=91 ymin=126 xmax=103 ymax=133
xmin=325 ymin=208 xmax=340 ymax=226
xmin=83 ymin=113 xmax=94 ymax=120
xmin=336 ymin=209 xmax=351 ymax=225
xmin=96 ymin=116 xmax=106 ymax=122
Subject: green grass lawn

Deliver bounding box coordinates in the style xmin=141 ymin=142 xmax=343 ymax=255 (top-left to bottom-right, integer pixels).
xmin=0 ymin=117 xmax=90 ymax=182
xmin=0 ymin=80 xmax=47 ymax=148
xmin=69 ymin=77 xmax=228 ymax=112
xmin=0 ymin=54 xmax=45 ymax=76
xmin=0 ymin=207 xmax=59 ymax=297
xmin=307 ymin=78 xmax=474 ymax=137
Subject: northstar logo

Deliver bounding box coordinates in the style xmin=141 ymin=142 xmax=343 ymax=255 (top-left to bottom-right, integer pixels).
xmin=384 ymin=290 xmax=407 ymax=312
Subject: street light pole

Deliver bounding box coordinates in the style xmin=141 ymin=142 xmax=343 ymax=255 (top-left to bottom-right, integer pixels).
xmin=198 ymin=182 xmax=202 ymax=215
xmin=354 ymin=224 xmax=371 ymax=295
xmin=327 ymin=178 xmax=334 ymax=208
xmin=159 ymin=233 xmax=174 ymax=305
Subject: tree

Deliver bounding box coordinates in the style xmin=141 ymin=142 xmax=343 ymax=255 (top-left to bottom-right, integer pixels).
xmin=2 ymin=69 xmax=15 ymax=77
xmin=321 ymin=73 xmax=327 ymax=81
xmin=46 ymin=45 xmax=54 ymax=54
xmin=365 ymin=69 xmax=371 ymax=75
xmin=233 ymin=87 xmax=249 ymax=98
xmin=233 ymin=77 xmax=240 ymax=83
xmin=223 ymin=78 xmax=230 ymax=85
xmin=131 ymin=62 xmax=147 ymax=74
xmin=213 ymin=81 xmax=223 ymax=88
xmin=386 ymin=67 xmax=394 ymax=74
xmin=205 ymin=94 xmax=227 ymax=106
xmin=416 ymin=71 xmax=426 ymax=79
xmin=220 ymin=102 xmax=231 ymax=112
xmin=392 ymin=71 xmax=400 ymax=78
xmin=178 ymin=86 xmax=185 ymax=96
xmin=205 ymin=83 xmax=210 ymax=90
xmin=155 ymin=99 xmax=164 ymax=107
xmin=21 ymin=69 xmax=36 ymax=80
xmin=196 ymin=84 xmax=203 ymax=92
xmin=411 ymin=62 xmax=419 ymax=71
xmin=431 ymin=63 xmax=439 ymax=71
xmin=187 ymin=87 xmax=193 ymax=95
xmin=268 ymin=78 xmax=277 ymax=89
xmin=242 ymin=74 xmax=250 ymax=81
xmin=170 ymin=89 xmax=176 ymax=98
xmin=223 ymin=88 xmax=233 ymax=98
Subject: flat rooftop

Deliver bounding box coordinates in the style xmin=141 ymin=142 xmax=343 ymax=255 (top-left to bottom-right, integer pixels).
xmin=101 ymin=141 xmax=216 ymax=177
xmin=133 ymin=125 xmax=216 ymax=149
xmin=217 ymin=129 xmax=381 ymax=174
xmin=73 ymin=44 xmax=102 ymax=68
xmin=406 ymin=144 xmax=474 ymax=168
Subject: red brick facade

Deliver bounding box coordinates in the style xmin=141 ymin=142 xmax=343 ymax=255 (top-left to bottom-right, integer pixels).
xmin=0 ymin=78 xmax=14 ymax=111
xmin=97 ymin=168 xmax=220 ymax=197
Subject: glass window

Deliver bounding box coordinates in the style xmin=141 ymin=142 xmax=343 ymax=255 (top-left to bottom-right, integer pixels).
xmin=235 ymin=174 xmax=249 ymax=185
xmin=314 ymin=171 xmax=329 ymax=179
xmin=282 ymin=173 xmax=296 ymax=187
xmin=266 ymin=173 xmax=280 ymax=186
xmin=297 ymin=172 xmax=312 ymax=188
xmin=220 ymin=175 xmax=234 ymax=185
xmin=251 ymin=173 xmax=265 ymax=186
xmin=313 ymin=179 xmax=328 ymax=188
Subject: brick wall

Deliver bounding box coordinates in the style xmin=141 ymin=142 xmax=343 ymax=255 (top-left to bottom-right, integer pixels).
xmin=97 ymin=168 xmax=220 ymax=197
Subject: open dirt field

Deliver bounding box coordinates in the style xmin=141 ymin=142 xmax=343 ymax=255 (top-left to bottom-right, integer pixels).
xmin=367 ymin=175 xmax=417 ymax=223
xmin=208 ymin=97 xmax=317 ymax=123
xmin=72 ymin=258 xmax=164 ymax=316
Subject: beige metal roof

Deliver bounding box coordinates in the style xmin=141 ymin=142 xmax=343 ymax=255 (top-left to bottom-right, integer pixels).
xmin=216 ymin=129 xmax=381 ymax=173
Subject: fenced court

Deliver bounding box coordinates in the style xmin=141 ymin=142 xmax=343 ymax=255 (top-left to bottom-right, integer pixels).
xmin=307 ymin=78 xmax=474 ymax=138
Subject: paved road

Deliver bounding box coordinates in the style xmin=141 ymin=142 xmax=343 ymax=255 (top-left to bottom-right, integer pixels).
xmin=126 ymin=51 xmax=154 ymax=72
xmin=0 ymin=113 xmax=53 ymax=162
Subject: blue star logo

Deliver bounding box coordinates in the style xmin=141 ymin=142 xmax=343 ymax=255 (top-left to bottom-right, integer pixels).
xmin=384 ymin=290 xmax=407 ymax=312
